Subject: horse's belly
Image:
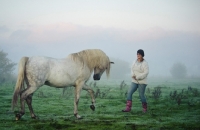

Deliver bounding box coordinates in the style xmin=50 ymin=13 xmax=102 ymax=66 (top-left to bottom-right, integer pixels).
xmin=47 ymin=74 xmax=74 ymax=87
xmin=45 ymin=81 xmax=72 ymax=88
xmin=47 ymin=65 xmax=78 ymax=87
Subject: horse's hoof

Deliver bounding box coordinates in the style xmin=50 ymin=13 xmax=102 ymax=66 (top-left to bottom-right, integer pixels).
xmin=74 ymin=113 xmax=82 ymax=119
xmin=15 ymin=113 xmax=21 ymax=121
xmin=76 ymin=115 xmax=82 ymax=119
xmin=31 ymin=116 xmax=38 ymax=119
xmin=15 ymin=117 xmax=20 ymax=121
xmin=90 ymin=105 xmax=95 ymax=111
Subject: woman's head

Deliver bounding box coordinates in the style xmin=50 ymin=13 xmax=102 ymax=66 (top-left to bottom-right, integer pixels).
xmin=137 ymin=49 xmax=144 ymax=61
xmin=137 ymin=49 xmax=144 ymax=57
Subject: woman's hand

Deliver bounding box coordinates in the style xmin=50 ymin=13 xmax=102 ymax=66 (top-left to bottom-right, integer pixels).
xmin=132 ymin=75 xmax=136 ymax=80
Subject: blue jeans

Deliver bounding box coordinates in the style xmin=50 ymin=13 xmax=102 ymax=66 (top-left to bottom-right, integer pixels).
xmin=127 ymin=82 xmax=147 ymax=103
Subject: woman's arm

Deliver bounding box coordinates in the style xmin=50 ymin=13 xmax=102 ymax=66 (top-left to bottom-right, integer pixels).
xmin=131 ymin=62 xmax=135 ymax=77
xmin=136 ymin=62 xmax=149 ymax=80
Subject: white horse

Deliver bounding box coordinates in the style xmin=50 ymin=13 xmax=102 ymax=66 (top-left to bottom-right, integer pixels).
xmin=12 ymin=49 xmax=114 ymax=120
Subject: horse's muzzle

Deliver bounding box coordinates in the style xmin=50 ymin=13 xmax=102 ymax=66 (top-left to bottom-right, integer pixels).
xmin=93 ymin=74 xmax=100 ymax=80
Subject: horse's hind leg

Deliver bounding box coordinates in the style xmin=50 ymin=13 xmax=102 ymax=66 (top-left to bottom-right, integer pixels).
xmin=26 ymin=94 xmax=37 ymax=119
xmin=16 ymin=85 xmax=38 ymax=120
xmin=82 ymin=84 xmax=95 ymax=111
xmin=15 ymin=89 xmax=26 ymax=120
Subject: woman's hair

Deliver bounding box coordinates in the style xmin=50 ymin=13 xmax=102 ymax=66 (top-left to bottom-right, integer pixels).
xmin=137 ymin=49 xmax=144 ymax=57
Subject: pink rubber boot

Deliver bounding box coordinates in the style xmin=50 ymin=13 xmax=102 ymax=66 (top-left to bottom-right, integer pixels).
xmin=122 ymin=100 xmax=132 ymax=112
xmin=142 ymin=102 xmax=147 ymax=113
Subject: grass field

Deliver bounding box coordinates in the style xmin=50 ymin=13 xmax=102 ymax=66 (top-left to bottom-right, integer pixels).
xmin=0 ymin=79 xmax=200 ymax=130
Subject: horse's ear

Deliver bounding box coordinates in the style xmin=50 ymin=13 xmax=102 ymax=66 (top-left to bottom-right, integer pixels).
xmin=110 ymin=62 xmax=114 ymax=64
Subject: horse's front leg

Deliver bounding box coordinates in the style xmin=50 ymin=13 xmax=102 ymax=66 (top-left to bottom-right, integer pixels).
xmin=82 ymin=84 xmax=95 ymax=111
xmin=74 ymin=83 xmax=83 ymax=119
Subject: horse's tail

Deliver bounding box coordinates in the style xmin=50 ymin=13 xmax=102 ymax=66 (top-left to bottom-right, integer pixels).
xmin=12 ymin=57 xmax=29 ymax=110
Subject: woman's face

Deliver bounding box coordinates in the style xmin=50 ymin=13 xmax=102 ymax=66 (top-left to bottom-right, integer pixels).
xmin=137 ymin=53 xmax=143 ymax=60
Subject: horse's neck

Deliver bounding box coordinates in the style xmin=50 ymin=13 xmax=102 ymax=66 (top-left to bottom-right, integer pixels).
xmin=80 ymin=55 xmax=97 ymax=71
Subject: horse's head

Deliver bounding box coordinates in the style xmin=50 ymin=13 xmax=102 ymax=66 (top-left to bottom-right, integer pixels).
xmin=93 ymin=61 xmax=114 ymax=80
xmin=93 ymin=67 xmax=104 ymax=80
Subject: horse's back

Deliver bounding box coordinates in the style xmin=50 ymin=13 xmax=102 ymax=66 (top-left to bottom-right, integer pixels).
xmin=25 ymin=56 xmax=87 ymax=87
xmin=47 ymin=57 xmax=81 ymax=87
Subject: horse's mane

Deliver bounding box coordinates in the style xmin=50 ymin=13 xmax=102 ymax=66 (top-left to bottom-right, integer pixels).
xmin=70 ymin=49 xmax=111 ymax=77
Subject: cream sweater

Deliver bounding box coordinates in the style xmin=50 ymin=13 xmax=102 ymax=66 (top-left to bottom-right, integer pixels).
xmin=131 ymin=59 xmax=149 ymax=84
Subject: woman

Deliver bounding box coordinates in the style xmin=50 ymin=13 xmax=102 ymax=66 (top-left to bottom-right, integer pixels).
xmin=122 ymin=49 xmax=149 ymax=112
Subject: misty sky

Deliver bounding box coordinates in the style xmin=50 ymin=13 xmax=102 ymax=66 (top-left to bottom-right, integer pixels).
xmin=0 ymin=0 xmax=200 ymax=77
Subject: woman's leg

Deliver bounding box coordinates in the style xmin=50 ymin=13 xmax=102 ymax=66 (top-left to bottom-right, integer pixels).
xmin=138 ymin=84 xmax=147 ymax=102
xmin=138 ymin=84 xmax=147 ymax=112
xmin=122 ymin=82 xmax=138 ymax=112
xmin=127 ymin=82 xmax=138 ymax=101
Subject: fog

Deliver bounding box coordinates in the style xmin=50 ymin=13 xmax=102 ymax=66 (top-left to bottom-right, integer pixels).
xmin=1 ymin=1 xmax=200 ymax=78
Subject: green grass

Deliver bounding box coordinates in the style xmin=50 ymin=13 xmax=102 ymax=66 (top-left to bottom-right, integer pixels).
xmin=0 ymin=79 xmax=200 ymax=130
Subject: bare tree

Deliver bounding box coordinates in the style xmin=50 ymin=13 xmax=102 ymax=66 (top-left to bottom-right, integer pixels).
xmin=170 ymin=62 xmax=187 ymax=78
xmin=0 ymin=49 xmax=16 ymax=84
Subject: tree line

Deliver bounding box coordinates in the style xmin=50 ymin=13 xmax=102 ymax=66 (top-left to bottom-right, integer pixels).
xmin=0 ymin=49 xmax=191 ymax=85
